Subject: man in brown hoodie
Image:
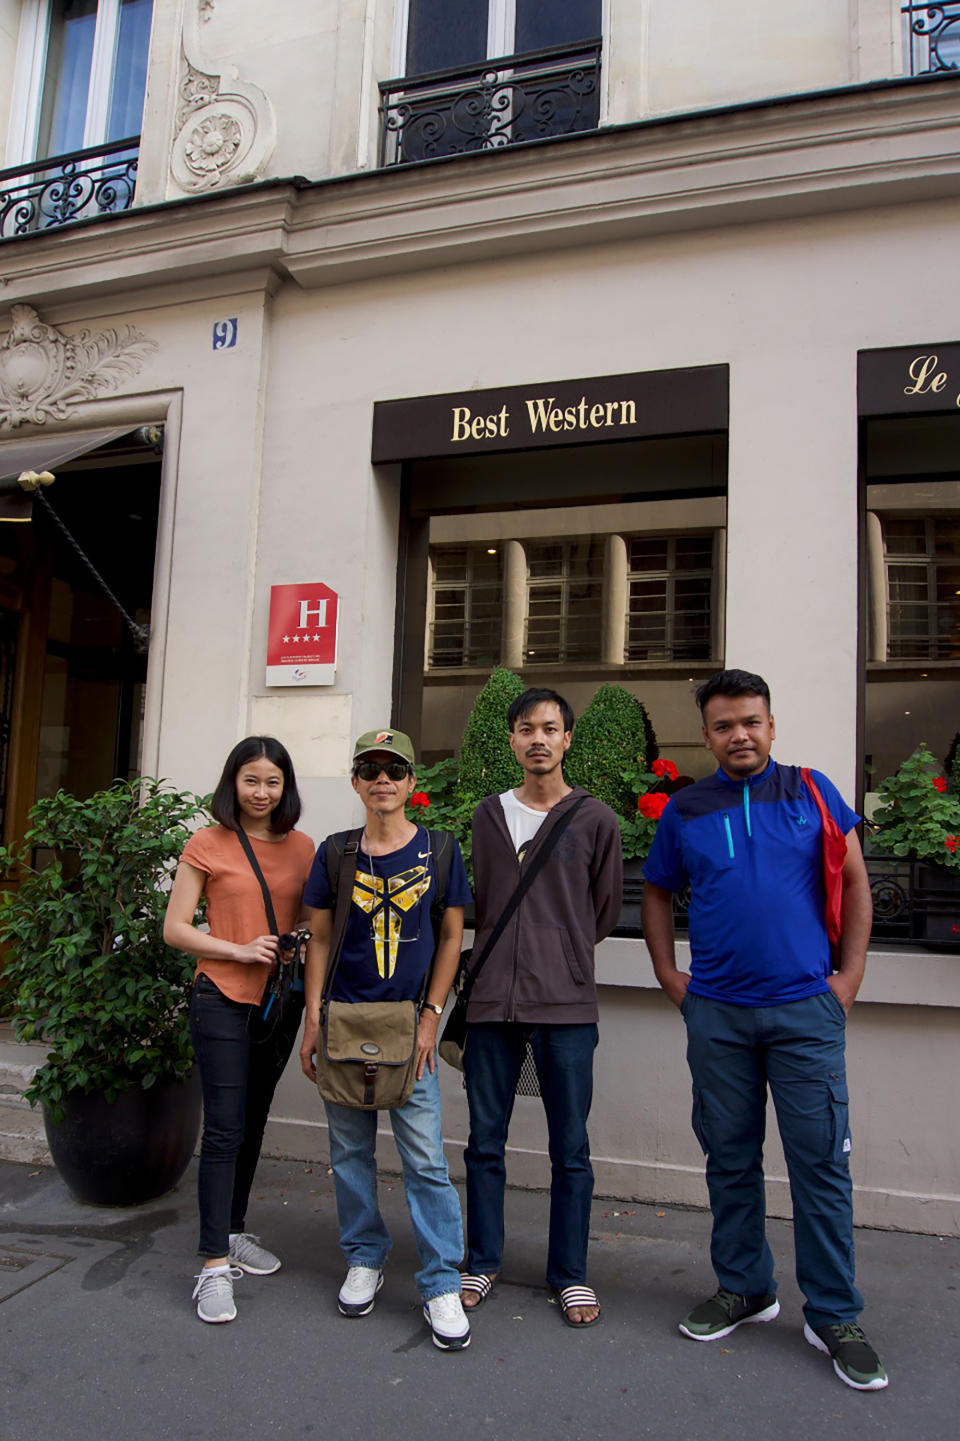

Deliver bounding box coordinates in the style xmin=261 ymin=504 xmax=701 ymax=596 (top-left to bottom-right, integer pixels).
xmin=459 ymin=687 xmax=623 ymax=1327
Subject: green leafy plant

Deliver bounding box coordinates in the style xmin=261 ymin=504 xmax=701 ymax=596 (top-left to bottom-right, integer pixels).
xmin=455 ymin=666 xmax=526 ymax=812
xmin=617 ymin=757 xmax=678 ymax=862
xmin=407 ymin=756 xmax=475 ymax=870
xmin=871 ymin=744 xmax=960 ymax=873
xmin=0 ymin=778 xmax=207 ymax=1121
xmin=565 ymin=684 xmax=659 ymax=816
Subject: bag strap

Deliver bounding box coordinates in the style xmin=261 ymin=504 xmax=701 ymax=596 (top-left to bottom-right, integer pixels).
xmin=462 ymin=793 xmax=589 ymax=1001
xmin=801 ymin=767 xmax=836 ymax=837
xmin=235 ymin=827 xmax=279 ymax=935
xmin=320 ymin=828 xmax=363 ymax=1008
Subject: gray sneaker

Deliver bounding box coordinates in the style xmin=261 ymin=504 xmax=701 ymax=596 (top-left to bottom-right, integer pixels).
xmin=804 ymin=1321 xmax=889 ymax=1391
xmin=228 ymin=1232 xmax=281 ymax=1275
xmin=679 ymin=1287 xmax=780 ymax=1341
xmin=338 ymin=1266 xmax=384 ymax=1317
xmin=192 ymin=1266 xmax=243 ymax=1324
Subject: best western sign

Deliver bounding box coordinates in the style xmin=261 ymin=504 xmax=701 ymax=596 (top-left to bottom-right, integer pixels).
xmin=372 ymin=365 xmax=728 ymax=462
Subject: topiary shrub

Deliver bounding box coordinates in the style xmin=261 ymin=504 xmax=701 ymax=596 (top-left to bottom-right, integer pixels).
xmin=455 ymin=667 xmax=526 ymax=811
xmin=565 ymin=684 xmax=659 ymax=817
xmin=945 ymin=732 xmax=960 ymax=793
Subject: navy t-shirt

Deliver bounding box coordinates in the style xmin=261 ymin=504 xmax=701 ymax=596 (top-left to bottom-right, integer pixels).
xmin=643 ymin=761 xmax=859 ymax=1006
xmin=303 ymin=827 xmax=472 ymax=1004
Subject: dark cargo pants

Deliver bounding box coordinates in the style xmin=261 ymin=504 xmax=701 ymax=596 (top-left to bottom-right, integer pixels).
xmin=683 ymin=988 xmax=863 ymax=1327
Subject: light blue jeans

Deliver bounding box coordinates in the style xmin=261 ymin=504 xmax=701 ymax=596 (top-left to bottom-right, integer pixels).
xmin=324 ymin=1065 xmax=464 ymax=1302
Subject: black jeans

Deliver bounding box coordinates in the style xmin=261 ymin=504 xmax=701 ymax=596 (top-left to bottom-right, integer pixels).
xmin=189 ymin=973 xmax=304 ymax=1257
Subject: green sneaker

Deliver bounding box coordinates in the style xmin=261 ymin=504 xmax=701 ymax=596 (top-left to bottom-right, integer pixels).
xmin=804 ymin=1322 xmax=889 ymax=1391
xmin=679 ymin=1287 xmax=780 ymax=1341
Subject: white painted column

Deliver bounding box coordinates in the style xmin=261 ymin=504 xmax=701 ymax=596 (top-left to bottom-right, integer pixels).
xmin=602 ymin=532 xmax=627 ymax=665
xmin=725 ymin=348 xmax=859 ymax=796
xmin=501 ymin=538 xmax=526 ymax=669
xmin=865 ymin=510 xmax=888 ymax=662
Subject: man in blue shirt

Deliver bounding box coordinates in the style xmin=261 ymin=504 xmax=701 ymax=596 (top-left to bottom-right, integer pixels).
xmin=299 ymin=727 xmax=473 ymax=1352
xmin=642 ymin=670 xmax=887 ymax=1392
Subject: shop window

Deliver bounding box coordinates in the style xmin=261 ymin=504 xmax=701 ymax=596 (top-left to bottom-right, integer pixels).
xmin=428 ymin=544 xmax=503 ymax=669
xmin=525 ymin=537 xmax=604 ymax=664
xmin=381 ymin=0 xmax=601 ymax=164
xmin=626 ymin=534 xmax=715 ymax=662
xmin=882 ymin=516 xmax=960 ymax=661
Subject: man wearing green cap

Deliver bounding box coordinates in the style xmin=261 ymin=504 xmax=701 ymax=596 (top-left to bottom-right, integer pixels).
xmin=300 ymin=727 xmax=474 ymax=1351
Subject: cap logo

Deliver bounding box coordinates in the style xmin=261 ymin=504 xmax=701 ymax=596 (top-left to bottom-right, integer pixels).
xmin=375 ymin=731 xmax=392 ymax=744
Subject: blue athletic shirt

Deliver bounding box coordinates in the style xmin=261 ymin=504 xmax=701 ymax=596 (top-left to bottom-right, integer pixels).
xmin=303 ymin=827 xmax=472 ymax=1004
xmin=642 ymin=761 xmax=859 ymax=1006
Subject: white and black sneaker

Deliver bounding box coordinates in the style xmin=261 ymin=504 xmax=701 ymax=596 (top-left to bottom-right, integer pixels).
xmin=423 ymin=1292 xmax=471 ymax=1351
xmin=338 ymin=1266 xmax=384 ymax=1317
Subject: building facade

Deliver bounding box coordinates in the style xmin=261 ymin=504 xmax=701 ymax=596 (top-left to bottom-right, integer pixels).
xmin=1 ymin=1 xmax=959 ymax=1233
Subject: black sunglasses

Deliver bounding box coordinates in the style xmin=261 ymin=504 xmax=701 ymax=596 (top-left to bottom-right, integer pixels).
xmin=353 ymin=760 xmax=412 ymax=783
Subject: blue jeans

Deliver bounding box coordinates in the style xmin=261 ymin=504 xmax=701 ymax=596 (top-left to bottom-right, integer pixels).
xmin=683 ymin=989 xmax=863 ymax=1327
xmin=190 ymin=973 xmax=304 ymax=1257
xmin=463 ymin=1021 xmax=598 ymax=1291
xmin=324 ymin=1065 xmax=463 ymax=1302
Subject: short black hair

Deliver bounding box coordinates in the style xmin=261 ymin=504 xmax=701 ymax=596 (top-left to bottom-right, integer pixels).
xmin=210 ymin=735 xmax=302 ymax=833
xmin=507 ymin=687 xmax=575 ymax=734
xmin=695 ymin=669 xmax=771 ymax=718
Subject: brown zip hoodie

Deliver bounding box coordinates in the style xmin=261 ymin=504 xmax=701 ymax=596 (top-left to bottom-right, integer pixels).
xmin=467 ymin=786 xmax=623 ymax=1025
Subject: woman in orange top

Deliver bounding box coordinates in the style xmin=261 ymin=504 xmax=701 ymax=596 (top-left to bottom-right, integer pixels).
xmin=164 ymin=736 xmax=313 ymax=1324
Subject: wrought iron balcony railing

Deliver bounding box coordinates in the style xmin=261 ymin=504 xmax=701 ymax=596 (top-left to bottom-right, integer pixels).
xmin=615 ymin=858 xmax=960 ymax=951
xmin=0 ymin=137 xmax=139 ymax=240
xmin=379 ymin=40 xmax=601 ymax=167
xmin=902 ymin=3 xmax=960 ymax=75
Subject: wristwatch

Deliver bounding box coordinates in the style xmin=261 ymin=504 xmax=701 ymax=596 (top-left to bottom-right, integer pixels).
xmin=420 ymin=1001 xmax=444 ymax=1017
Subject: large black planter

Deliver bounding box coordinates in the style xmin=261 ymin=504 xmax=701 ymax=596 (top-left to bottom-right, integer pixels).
xmin=43 ymin=1067 xmax=201 ymax=1207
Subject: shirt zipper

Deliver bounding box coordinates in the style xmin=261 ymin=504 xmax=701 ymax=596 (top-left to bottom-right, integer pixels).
xmin=723 ymin=812 xmax=735 ymax=860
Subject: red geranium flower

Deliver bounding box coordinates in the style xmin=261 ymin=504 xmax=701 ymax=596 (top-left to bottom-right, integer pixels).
xmin=637 ymin=793 xmax=670 ymax=820
xmin=652 ymin=759 xmax=679 ymax=780
xmin=945 ymin=835 xmax=958 ymax=853
xmin=409 ymin=791 xmax=431 ymax=809
xmin=933 ymin=777 xmax=948 ymax=793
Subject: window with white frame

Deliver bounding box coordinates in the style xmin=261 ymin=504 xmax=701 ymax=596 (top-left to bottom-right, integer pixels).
xmin=883 ymin=515 xmax=960 ymax=660
xmin=626 ymin=534 xmax=715 ymax=662
xmin=402 ymin=0 xmax=602 ymax=75
xmin=7 ymin=0 xmax=153 ymax=166
xmin=525 ymin=537 xmax=604 ymax=664
xmin=428 ymin=544 xmax=503 ymax=669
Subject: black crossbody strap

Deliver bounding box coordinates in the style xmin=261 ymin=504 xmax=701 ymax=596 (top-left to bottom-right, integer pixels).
xmin=321 ymin=828 xmax=363 ymax=1007
xmin=462 ymin=793 xmax=588 ymax=1000
xmin=235 ymin=827 xmax=279 ymax=935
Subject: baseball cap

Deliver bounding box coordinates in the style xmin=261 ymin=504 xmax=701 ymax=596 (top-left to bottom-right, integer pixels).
xmin=352 ymin=728 xmax=416 ymax=767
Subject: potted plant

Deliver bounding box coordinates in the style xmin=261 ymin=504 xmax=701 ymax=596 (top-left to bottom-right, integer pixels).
xmin=870 ymin=743 xmax=960 ymax=945
xmin=0 ymin=778 xmax=208 ymax=1205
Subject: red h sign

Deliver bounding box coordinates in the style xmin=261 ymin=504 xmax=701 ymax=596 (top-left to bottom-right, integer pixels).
xmin=266 ymin=582 xmax=339 ymax=686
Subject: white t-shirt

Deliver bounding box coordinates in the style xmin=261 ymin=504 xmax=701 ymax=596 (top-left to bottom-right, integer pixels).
xmin=499 ymin=789 xmax=548 ymax=860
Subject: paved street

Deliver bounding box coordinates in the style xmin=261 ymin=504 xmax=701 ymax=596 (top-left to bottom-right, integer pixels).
xmin=0 ymin=1155 xmax=956 ymax=1441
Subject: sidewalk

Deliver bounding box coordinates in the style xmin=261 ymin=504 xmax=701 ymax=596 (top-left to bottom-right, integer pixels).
xmin=0 ymin=1154 xmax=956 ymax=1441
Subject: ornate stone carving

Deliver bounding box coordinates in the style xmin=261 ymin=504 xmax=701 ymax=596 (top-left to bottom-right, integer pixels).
xmin=0 ymin=305 xmax=157 ymax=431
xmin=170 ymin=17 xmax=276 ymax=194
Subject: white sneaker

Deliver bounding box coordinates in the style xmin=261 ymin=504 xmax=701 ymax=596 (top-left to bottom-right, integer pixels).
xmin=228 ymin=1232 xmax=281 ymax=1275
xmin=423 ymin=1291 xmax=471 ymax=1351
xmin=338 ymin=1265 xmax=384 ymax=1317
xmin=192 ymin=1265 xmax=243 ymax=1323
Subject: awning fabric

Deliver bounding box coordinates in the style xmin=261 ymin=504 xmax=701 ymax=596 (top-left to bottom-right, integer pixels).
xmin=0 ymin=426 xmax=135 ymax=520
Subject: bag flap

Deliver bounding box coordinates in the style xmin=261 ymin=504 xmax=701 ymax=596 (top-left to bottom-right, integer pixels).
xmin=323 ymin=1000 xmax=418 ymax=1066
